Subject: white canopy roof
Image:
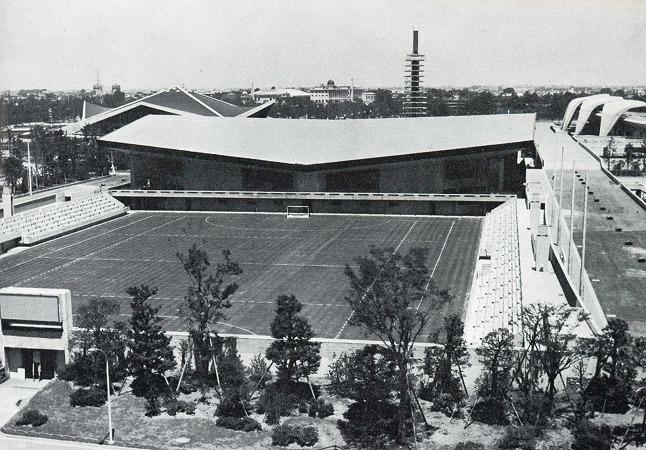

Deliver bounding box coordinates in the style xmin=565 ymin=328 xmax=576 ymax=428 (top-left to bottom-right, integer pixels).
xmin=99 ymin=113 xmax=536 ymax=167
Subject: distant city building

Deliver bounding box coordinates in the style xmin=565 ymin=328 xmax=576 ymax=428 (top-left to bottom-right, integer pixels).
xmin=111 ymin=83 xmax=121 ymax=94
xmin=310 ymin=80 xmax=354 ymax=104
xmin=253 ymin=87 xmax=312 ymax=103
xmin=444 ymin=95 xmax=466 ymax=115
xmin=93 ymin=70 xmax=103 ymax=97
xmin=403 ymin=30 xmax=427 ymax=116
xmin=361 ymin=91 xmax=376 ymax=104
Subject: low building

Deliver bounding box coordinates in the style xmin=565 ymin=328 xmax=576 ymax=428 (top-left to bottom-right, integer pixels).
xmin=0 ymin=287 xmax=73 ymax=380
xmin=361 ymin=91 xmax=376 ymax=104
xmin=310 ymin=80 xmax=353 ymax=104
xmin=253 ymin=88 xmax=312 ymax=103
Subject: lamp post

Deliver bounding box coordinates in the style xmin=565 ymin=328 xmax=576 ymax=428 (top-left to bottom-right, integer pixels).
xmin=23 ymin=139 xmax=32 ymax=196
xmin=88 ymin=347 xmax=113 ymax=445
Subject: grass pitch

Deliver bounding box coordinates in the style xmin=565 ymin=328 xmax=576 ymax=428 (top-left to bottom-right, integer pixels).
xmin=0 ymin=212 xmax=482 ymax=341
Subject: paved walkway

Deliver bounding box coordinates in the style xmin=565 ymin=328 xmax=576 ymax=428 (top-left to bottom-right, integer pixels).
xmin=2 ymin=173 xmax=130 ymax=217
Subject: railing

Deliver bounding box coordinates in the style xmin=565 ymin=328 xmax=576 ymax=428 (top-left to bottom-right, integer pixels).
xmin=109 ymin=189 xmax=516 ymax=203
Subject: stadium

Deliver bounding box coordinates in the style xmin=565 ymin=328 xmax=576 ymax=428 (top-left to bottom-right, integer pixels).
xmin=0 ymin=106 xmax=628 ymax=378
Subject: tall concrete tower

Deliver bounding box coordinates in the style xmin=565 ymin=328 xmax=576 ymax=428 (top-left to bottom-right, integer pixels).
xmin=403 ymin=29 xmax=427 ymax=116
xmin=93 ymin=69 xmax=103 ymax=97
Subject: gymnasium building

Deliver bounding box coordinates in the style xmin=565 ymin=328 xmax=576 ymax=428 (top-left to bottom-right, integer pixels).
xmin=99 ymin=113 xmax=537 ymax=215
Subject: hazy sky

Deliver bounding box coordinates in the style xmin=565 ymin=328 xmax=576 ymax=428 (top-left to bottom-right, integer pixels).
xmin=1 ymin=0 xmax=645 ymax=91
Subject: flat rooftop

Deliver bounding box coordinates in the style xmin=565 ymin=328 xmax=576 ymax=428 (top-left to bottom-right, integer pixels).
xmin=99 ymin=114 xmax=536 ymax=167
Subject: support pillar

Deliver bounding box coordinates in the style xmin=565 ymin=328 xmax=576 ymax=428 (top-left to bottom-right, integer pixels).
xmin=1 ymin=185 xmax=13 ymax=218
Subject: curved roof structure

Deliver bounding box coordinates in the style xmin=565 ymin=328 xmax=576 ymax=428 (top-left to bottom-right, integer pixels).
xmin=573 ymin=96 xmax=620 ymax=135
xmin=599 ymin=99 xmax=646 ymax=136
xmin=561 ymin=94 xmax=610 ymax=130
xmin=63 ymin=87 xmax=274 ymax=135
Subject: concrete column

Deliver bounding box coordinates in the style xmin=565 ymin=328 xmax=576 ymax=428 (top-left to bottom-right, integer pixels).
xmin=529 ymin=193 xmax=541 ymax=234
xmin=1 ymin=185 xmax=13 ymax=218
xmin=535 ymin=223 xmax=550 ymax=271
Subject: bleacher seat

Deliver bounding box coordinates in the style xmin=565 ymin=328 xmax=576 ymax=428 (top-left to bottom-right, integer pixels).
xmin=465 ymin=200 xmax=522 ymax=346
xmin=0 ymin=193 xmax=127 ymax=246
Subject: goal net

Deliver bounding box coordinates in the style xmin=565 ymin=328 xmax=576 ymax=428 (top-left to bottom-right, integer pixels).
xmin=286 ymin=205 xmax=310 ymax=218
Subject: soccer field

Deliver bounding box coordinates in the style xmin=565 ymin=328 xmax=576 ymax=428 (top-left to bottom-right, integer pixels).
xmin=0 ymin=212 xmax=482 ymax=342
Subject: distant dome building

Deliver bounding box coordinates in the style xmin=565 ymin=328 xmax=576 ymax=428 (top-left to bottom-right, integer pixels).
xmin=327 ymin=79 xmax=335 ymax=87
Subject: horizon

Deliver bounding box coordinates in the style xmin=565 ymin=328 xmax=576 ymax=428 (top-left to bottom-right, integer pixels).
xmin=1 ymin=0 xmax=645 ymax=92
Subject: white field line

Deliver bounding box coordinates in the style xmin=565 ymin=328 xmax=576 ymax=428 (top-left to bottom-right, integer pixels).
xmin=334 ymin=219 xmax=419 ymax=339
xmin=15 ymin=216 xmax=185 ymax=285
xmin=415 ymin=221 xmax=455 ymax=313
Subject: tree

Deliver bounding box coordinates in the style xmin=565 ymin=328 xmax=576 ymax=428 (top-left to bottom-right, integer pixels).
xmin=344 ymin=246 xmax=451 ymax=442
xmin=65 ymin=298 xmax=128 ymax=386
xmin=422 ymin=314 xmax=469 ymax=406
xmin=177 ymin=245 xmax=242 ymax=379
xmin=76 ymin=298 xmax=120 ymax=345
xmin=331 ymin=346 xmax=400 ymax=445
xmin=580 ymin=318 xmax=636 ymax=413
xmin=476 ymin=328 xmax=515 ymax=401
xmin=265 ymin=294 xmax=321 ymax=382
xmin=127 ymin=285 xmax=176 ymax=408
xmin=514 ymin=304 xmax=583 ymax=414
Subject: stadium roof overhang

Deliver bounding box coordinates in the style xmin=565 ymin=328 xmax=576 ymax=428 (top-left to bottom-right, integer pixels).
xmin=98 ymin=113 xmax=536 ymax=171
xmin=599 ymin=99 xmax=646 ymax=136
xmin=561 ymin=94 xmax=611 ymax=131
xmin=63 ymin=87 xmax=274 ymax=136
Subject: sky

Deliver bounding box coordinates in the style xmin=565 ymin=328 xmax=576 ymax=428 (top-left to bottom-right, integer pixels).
xmin=1 ymin=0 xmax=645 ymax=91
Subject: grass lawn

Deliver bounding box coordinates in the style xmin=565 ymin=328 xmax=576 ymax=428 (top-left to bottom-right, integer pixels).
xmin=2 ymin=379 xmax=343 ymax=449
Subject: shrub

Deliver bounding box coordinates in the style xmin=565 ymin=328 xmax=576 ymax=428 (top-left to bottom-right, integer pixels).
xmin=216 ymin=416 xmax=262 ymax=432
xmin=430 ymin=392 xmax=463 ymax=416
xmin=145 ymin=397 xmax=162 ymax=417
xmin=271 ymin=424 xmax=318 ymax=447
xmin=586 ymin=376 xmax=631 ymax=414
xmin=15 ymin=409 xmax=48 ymax=427
xmin=265 ymin=407 xmax=280 ymax=425
xmin=498 ymin=426 xmax=538 ymax=450
xmin=165 ymin=398 xmax=196 ymax=416
xmin=256 ymin=381 xmax=318 ymax=419
xmin=69 ymin=387 xmax=107 ymax=407
xmin=246 ymin=354 xmax=272 ymax=389
xmin=216 ymin=391 xmax=249 ymax=418
xmin=571 ymin=419 xmax=613 ymax=450
xmin=308 ymin=398 xmax=334 ymax=418
xmin=296 ymin=426 xmax=319 ymax=447
xmin=338 ymin=401 xmax=399 ymax=445
xmin=58 ymin=356 xmax=96 ymax=387
xmin=470 ymin=397 xmax=508 ymax=425
xmin=453 ymin=442 xmax=484 ymax=450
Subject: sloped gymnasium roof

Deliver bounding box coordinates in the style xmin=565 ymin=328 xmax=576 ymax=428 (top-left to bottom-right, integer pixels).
xmin=63 ymin=87 xmax=274 ymax=135
xmin=82 ymin=101 xmax=113 ymax=119
xmin=99 ymin=113 xmax=536 ymax=167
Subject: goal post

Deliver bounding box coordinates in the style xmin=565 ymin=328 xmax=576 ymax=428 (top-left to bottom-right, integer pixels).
xmin=286 ymin=205 xmax=310 ymax=218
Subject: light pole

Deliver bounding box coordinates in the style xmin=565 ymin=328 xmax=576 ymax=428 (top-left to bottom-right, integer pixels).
xmin=88 ymin=347 xmax=114 ymax=445
xmin=23 ymin=139 xmax=32 ymax=196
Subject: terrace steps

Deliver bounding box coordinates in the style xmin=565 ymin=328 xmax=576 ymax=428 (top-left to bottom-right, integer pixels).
xmin=0 ymin=193 xmax=127 ymax=246
xmin=465 ymin=199 xmax=522 ymax=346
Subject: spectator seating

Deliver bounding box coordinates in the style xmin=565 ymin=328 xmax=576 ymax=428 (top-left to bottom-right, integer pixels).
xmin=465 ymin=199 xmax=522 ymax=347
xmin=0 ymin=193 xmax=127 ymax=246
